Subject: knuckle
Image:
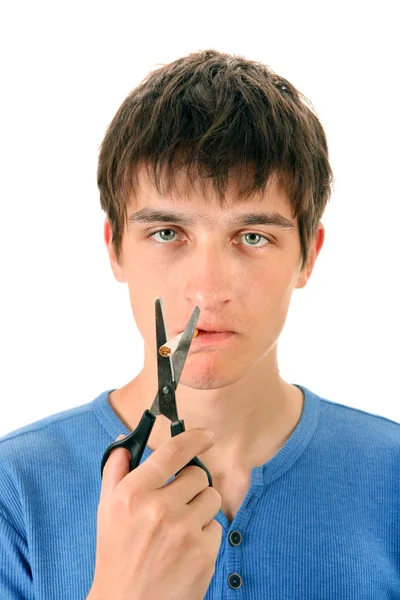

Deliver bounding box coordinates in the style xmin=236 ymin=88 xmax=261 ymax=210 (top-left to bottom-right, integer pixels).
xmin=110 ymin=490 xmax=138 ymax=515
xmin=110 ymin=491 xmax=128 ymax=514
xmin=145 ymin=457 xmax=168 ymax=482
xmin=165 ymin=440 xmax=186 ymax=461
xmin=145 ymin=500 xmax=169 ymax=525
xmin=211 ymin=487 xmax=222 ymax=509
xmin=202 ymin=486 xmax=222 ymax=512
xmin=199 ymin=467 xmax=210 ymax=487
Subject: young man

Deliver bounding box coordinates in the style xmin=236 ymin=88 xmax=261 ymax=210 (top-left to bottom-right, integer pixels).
xmin=1 ymin=49 xmax=399 ymax=599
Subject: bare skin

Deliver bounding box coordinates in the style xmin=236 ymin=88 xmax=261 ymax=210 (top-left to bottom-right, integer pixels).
xmin=89 ymin=168 xmax=324 ymax=597
xmin=108 ymin=376 xmax=304 ymax=521
xmin=89 ymin=429 xmax=222 ymax=600
xmin=104 ymin=169 xmax=324 ymax=519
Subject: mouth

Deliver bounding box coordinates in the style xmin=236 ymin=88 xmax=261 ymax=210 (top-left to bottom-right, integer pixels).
xmin=190 ymin=330 xmax=236 ymax=346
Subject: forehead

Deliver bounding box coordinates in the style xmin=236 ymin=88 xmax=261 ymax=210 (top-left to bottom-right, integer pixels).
xmin=127 ymin=166 xmax=296 ymax=225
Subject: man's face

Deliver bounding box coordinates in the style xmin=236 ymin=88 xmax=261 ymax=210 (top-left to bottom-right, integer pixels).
xmin=105 ymin=169 xmax=323 ymax=390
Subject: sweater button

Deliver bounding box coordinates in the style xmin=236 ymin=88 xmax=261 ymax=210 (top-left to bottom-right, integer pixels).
xmin=228 ymin=573 xmax=243 ymax=589
xmin=229 ymin=530 xmax=242 ymax=546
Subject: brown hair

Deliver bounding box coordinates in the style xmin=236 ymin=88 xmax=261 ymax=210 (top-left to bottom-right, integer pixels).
xmin=98 ymin=49 xmax=333 ymax=268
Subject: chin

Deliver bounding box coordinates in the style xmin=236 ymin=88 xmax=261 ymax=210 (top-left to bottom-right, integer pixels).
xmin=178 ymin=355 xmax=248 ymax=390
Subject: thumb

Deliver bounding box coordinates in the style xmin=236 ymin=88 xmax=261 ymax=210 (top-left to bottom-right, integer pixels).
xmin=100 ymin=435 xmax=130 ymax=503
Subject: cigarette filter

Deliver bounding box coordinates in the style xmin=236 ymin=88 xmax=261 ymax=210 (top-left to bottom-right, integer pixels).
xmin=159 ymin=329 xmax=199 ymax=357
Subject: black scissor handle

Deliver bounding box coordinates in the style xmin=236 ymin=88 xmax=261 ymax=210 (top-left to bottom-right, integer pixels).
xmin=171 ymin=420 xmax=213 ymax=487
xmin=100 ymin=410 xmax=156 ymax=477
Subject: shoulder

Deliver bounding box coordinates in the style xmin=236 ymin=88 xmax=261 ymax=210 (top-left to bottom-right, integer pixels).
xmin=0 ymin=389 xmax=114 ymax=473
xmin=0 ymin=399 xmax=93 ymax=456
xmin=0 ymin=390 xmax=112 ymax=529
xmin=302 ymin=385 xmax=400 ymax=457
xmin=321 ymin=392 xmax=399 ymax=435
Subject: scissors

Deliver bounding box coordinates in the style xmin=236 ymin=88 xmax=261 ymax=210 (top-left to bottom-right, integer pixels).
xmin=100 ymin=297 xmax=213 ymax=487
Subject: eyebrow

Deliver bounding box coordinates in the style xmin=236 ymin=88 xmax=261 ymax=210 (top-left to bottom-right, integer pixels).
xmin=127 ymin=208 xmax=295 ymax=230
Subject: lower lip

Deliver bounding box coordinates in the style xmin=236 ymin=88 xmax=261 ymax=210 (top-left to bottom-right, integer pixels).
xmin=190 ymin=331 xmax=236 ymax=346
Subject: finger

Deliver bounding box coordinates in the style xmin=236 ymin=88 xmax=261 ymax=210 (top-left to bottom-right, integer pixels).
xmin=202 ymin=518 xmax=223 ymax=554
xmin=118 ymin=428 xmax=215 ymax=495
xmin=100 ymin=435 xmax=131 ymax=503
xmin=164 ymin=465 xmax=210 ymax=505
xmin=186 ymin=485 xmax=222 ymax=526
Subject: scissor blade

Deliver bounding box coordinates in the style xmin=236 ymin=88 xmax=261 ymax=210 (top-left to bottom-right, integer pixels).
xmin=172 ymin=305 xmax=200 ymax=385
xmin=151 ymin=300 xmax=200 ymax=422
xmin=154 ymin=298 xmax=178 ymax=422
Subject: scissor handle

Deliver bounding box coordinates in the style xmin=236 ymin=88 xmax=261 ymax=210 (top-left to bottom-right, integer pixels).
xmin=100 ymin=410 xmax=156 ymax=477
xmin=171 ymin=420 xmax=213 ymax=487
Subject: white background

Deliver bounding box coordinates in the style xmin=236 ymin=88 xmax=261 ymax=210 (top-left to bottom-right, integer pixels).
xmin=0 ymin=1 xmax=399 ymax=435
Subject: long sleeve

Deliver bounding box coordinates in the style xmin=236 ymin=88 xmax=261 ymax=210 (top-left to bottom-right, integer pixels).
xmin=1 ymin=386 xmax=400 ymax=598
xmin=0 ymin=512 xmax=34 ymax=599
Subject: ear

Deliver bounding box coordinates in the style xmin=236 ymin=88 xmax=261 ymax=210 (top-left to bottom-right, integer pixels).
xmin=295 ymin=223 xmax=325 ymax=289
xmin=104 ymin=218 xmax=127 ymax=283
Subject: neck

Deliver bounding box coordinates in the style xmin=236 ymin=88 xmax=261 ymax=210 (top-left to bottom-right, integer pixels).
xmin=109 ymin=344 xmax=304 ymax=479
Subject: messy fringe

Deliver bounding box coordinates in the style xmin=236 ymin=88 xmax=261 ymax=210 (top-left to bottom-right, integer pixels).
xmin=98 ymin=49 xmax=334 ymax=268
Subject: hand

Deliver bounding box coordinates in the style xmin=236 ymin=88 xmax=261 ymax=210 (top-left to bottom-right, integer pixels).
xmin=89 ymin=428 xmax=222 ymax=600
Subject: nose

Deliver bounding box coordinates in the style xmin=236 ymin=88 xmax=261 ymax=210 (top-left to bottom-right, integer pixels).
xmin=183 ymin=242 xmax=234 ymax=310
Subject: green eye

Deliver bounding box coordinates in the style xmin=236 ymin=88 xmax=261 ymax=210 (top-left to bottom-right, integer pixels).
xmin=150 ymin=229 xmax=177 ymax=242
xmin=148 ymin=229 xmax=271 ymax=247
xmin=240 ymin=233 xmax=270 ymax=247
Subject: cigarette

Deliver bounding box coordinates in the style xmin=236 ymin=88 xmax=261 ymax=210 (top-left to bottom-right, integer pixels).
xmin=159 ymin=329 xmax=199 ymax=357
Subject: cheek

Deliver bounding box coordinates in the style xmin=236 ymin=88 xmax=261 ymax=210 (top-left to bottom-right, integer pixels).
xmin=254 ymin=261 xmax=296 ymax=298
xmin=251 ymin=265 xmax=298 ymax=332
xmin=124 ymin=254 xmax=179 ymax=350
xmin=126 ymin=251 xmax=163 ymax=291
xmin=127 ymin=285 xmax=158 ymax=357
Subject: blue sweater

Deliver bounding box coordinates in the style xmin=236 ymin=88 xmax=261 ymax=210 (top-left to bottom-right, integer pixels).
xmin=0 ymin=385 xmax=399 ymax=599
